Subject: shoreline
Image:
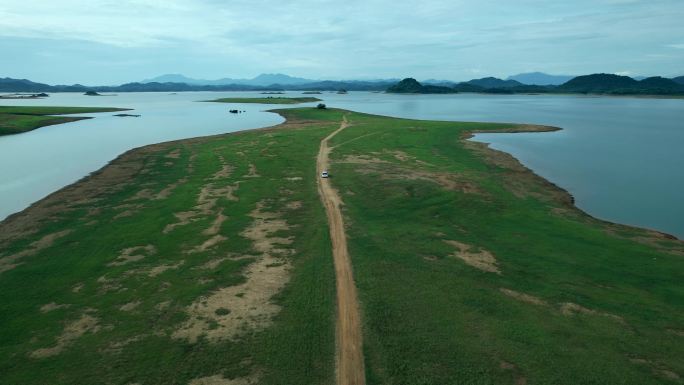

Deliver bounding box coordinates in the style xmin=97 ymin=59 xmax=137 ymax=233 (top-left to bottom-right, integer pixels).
xmin=0 ymin=113 xmax=295 ymax=245
xmin=463 ymin=127 xmax=681 ymax=241
xmin=0 ymin=109 xmax=679 ymax=244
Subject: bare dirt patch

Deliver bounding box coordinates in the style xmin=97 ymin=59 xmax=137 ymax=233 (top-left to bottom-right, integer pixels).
xmin=31 ymin=314 xmax=100 ymax=358
xmin=0 ymin=230 xmax=72 ymax=274
xmin=108 ymin=245 xmax=156 ymax=267
xmin=97 ymin=275 xmax=124 ymax=293
xmin=391 ymin=150 xmax=411 ymax=162
xmin=199 ymin=184 xmax=240 ymax=206
xmin=559 ymin=302 xmax=624 ymax=323
xmin=189 ymin=374 xmax=259 ymax=385
xmin=119 ymin=300 xmax=141 ymax=311
xmin=154 ymin=177 xmax=188 ymax=200
xmin=173 ymin=202 xmax=292 ymax=343
xmin=164 ymin=211 xmax=199 ymax=234
xmin=499 ymin=288 xmax=546 ymax=306
xmin=244 ymin=163 xmax=260 ymax=178
xmin=203 ymin=211 xmax=228 ymax=236
xmin=104 ymin=334 xmax=148 ymax=354
xmin=342 ymin=155 xmax=482 ymax=194
xmin=128 ymin=188 xmax=155 ymax=201
xmin=211 ymin=156 xmax=234 ymax=180
xmin=40 ymin=302 xmax=70 ymax=313
xmin=113 ymin=210 xmax=135 ymax=219
xmin=339 ymin=154 xmax=388 ymax=165
xmin=189 ymin=235 xmax=228 ymax=254
xmin=148 ymin=260 xmax=185 ymax=277
xmin=656 ymin=369 xmax=681 ymax=381
xmin=197 ymin=257 xmax=232 ymax=270
xmin=444 ymin=240 xmax=501 ymax=274
xmin=156 ymin=301 xmax=171 ymax=311
xmin=165 ymin=149 xmax=181 ymax=159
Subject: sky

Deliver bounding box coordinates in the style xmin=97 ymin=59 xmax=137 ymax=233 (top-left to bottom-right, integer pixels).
xmin=0 ymin=0 xmax=683 ymax=85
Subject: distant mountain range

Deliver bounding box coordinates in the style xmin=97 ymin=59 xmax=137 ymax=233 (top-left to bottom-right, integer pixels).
xmin=2 ymin=72 xmax=683 ymax=96
xmin=0 ymin=76 xmax=394 ymax=93
xmin=386 ymin=74 xmax=684 ymax=96
xmin=556 ymin=74 xmax=684 ymax=95
xmin=141 ymin=73 xmax=317 ymax=86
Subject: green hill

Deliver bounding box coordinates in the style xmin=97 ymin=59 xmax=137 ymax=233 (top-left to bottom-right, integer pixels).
xmin=386 ymin=78 xmax=458 ymax=94
xmin=463 ymin=77 xmax=524 ymax=89
xmin=558 ymin=73 xmax=639 ymax=93
xmin=558 ymin=74 xmax=684 ymax=95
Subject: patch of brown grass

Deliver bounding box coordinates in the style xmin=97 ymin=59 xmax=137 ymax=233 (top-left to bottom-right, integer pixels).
xmin=108 ymin=245 xmax=156 ymax=267
xmin=559 ymin=302 xmax=624 ymax=323
xmin=119 ymin=300 xmax=141 ymax=311
xmin=444 ymin=240 xmax=500 ymax=274
xmin=499 ymin=288 xmax=547 ymax=306
xmin=189 ymin=374 xmax=259 ymax=385
xmin=0 ymin=230 xmax=72 ymax=274
xmin=148 ymin=260 xmax=185 ymax=277
xmin=165 ymin=149 xmax=181 ymax=159
xmin=40 ymin=302 xmax=70 ymax=313
xmin=31 ymin=314 xmax=100 ymax=358
xmin=244 ymin=163 xmax=260 ymax=178
xmin=173 ymin=202 xmax=292 ymax=342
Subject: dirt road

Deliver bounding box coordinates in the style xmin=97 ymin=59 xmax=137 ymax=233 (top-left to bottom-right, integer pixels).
xmin=317 ymin=116 xmax=366 ymax=385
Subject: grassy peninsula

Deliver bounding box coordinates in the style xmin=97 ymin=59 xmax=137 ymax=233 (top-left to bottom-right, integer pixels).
xmin=203 ymin=96 xmax=321 ymax=104
xmin=0 ymin=106 xmax=129 ymax=136
xmin=0 ymin=108 xmax=682 ymax=384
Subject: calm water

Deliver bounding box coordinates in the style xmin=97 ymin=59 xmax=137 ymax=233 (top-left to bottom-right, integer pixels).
xmin=327 ymin=93 xmax=684 ymax=238
xmin=1 ymin=92 xmax=682 ymax=238
xmin=0 ymin=92 xmax=288 ymax=220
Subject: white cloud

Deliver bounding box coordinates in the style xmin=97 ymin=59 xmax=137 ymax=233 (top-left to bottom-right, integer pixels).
xmin=0 ymin=0 xmax=683 ymax=82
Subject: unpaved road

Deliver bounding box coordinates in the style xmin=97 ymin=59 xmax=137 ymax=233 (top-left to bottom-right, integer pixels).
xmin=317 ymin=116 xmax=366 ymax=385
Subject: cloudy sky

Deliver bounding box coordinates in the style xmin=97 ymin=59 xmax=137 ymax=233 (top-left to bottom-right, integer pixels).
xmin=0 ymin=0 xmax=682 ymax=85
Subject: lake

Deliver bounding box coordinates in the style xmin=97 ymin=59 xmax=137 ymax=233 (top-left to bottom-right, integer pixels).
xmin=1 ymin=91 xmax=682 ymax=239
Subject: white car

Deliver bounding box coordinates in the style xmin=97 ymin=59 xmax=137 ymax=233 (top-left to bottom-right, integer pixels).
xmin=321 ymin=170 xmax=329 ymax=178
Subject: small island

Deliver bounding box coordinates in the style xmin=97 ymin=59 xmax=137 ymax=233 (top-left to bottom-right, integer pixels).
xmin=0 ymin=93 xmax=49 ymax=99
xmin=386 ymin=78 xmax=458 ymax=94
xmin=0 ymin=106 xmax=131 ymax=136
xmin=202 ymin=96 xmax=321 ymax=104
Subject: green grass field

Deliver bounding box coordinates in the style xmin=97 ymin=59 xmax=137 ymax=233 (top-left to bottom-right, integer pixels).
xmin=0 ymin=108 xmax=682 ymax=384
xmin=0 ymin=106 xmax=129 ymax=136
xmin=203 ymin=97 xmax=321 ymax=104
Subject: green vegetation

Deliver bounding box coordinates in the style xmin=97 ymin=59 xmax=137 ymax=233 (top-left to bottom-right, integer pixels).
xmin=386 ymin=78 xmax=458 ymax=94
xmin=0 ymin=106 xmax=129 ymax=136
xmin=203 ymin=96 xmax=321 ymax=104
xmin=0 ymin=113 xmax=339 ymax=385
xmin=1 ymin=107 xmax=682 ymax=384
xmin=387 ymin=75 xmax=684 ymax=96
xmin=558 ymin=74 xmax=684 ymax=95
xmin=317 ymin=110 xmax=684 ymax=384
